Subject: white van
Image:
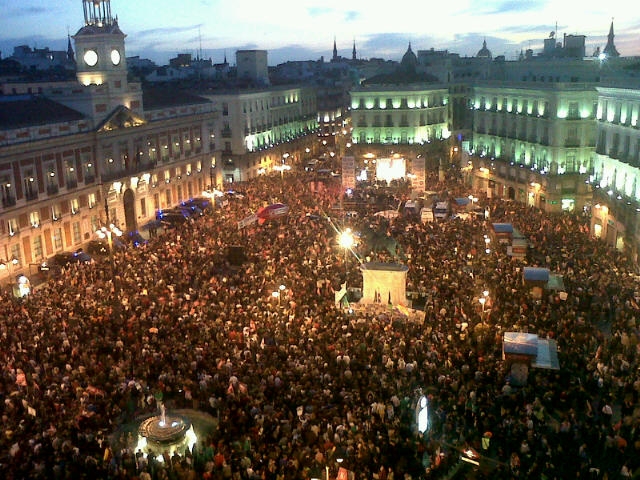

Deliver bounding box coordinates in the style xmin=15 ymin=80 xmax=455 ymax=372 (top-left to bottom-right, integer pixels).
xmin=434 ymin=201 xmax=450 ymax=220
xmin=421 ymin=207 xmax=434 ymax=223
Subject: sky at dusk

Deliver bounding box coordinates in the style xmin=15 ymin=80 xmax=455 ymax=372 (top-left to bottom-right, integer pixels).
xmin=1 ymin=0 xmax=639 ymax=66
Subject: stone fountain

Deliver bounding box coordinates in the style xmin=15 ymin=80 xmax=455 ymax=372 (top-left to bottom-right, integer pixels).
xmin=136 ymin=402 xmax=196 ymax=459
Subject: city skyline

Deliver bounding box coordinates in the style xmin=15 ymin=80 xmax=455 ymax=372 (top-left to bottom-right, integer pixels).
xmin=1 ymin=0 xmax=639 ymax=67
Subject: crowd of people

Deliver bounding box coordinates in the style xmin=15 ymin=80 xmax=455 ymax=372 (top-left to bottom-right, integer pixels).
xmin=1 ymin=166 xmax=640 ymax=480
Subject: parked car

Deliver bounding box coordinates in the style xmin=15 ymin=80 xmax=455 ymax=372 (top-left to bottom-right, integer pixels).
xmin=123 ymin=231 xmax=147 ymax=247
xmin=181 ymin=196 xmax=212 ymax=214
xmin=157 ymin=210 xmax=190 ymax=228
xmin=49 ymin=250 xmax=93 ymax=267
xmin=86 ymin=238 xmax=126 ymax=256
xmin=224 ymin=190 xmax=246 ymax=199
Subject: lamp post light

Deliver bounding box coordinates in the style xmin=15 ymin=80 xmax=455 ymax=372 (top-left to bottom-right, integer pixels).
xmin=479 ymin=290 xmax=489 ymax=321
xmin=338 ymin=228 xmax=354 ymax=286
xmin=96 ymin=223 xmax=123 ymax=294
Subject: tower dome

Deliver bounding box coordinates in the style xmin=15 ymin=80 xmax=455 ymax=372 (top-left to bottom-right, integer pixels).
xmin=477 ymin=38 xmax=492 ymax=59
xmin=401 ymin=42 xmax=418 ymax=69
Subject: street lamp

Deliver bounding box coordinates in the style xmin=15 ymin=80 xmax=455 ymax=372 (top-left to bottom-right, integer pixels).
xmin=96 ymin=224 xmax=123 ymax=293
xmin=339 ymin=228 xmax=354 ymax=286
xmin=479 ymin=290 xmax=489 ymax=321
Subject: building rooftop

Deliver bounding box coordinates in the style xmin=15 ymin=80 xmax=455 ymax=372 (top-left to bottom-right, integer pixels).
xmin=0 ymin=95 xmax=85 ymax=130
xmin=142 ymin=87 xmax=212 ymax=110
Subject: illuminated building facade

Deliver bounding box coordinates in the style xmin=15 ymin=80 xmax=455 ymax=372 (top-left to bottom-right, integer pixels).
xmin=349 ymin=84 xmax=450 ymax=146
xmin=469 ymin=81 xmax=597 ymax=212
xmin=590 ymin=84 xmax=640 ymax=255
xmin=0 ymin=1 xmax=215 ymax=282
xmin=203 ymin=87 xmax=318 ymax=181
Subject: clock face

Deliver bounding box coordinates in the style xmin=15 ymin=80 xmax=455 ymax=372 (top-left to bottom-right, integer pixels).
xmin=110 ymin=49 xmax=121 ymax=66
xmin=84 ymin=49 xmax=98 ymax=67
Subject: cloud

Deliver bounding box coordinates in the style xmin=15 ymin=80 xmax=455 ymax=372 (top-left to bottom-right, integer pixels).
xmin=474 ymin=0 xmax=547 ymax=15
xmin=6 ymin=6 xmax=48 ymax=17
xmin=0 ymin=34 xmax=68 ymax=58
xmin=344 ymin=11 xmax=360 ymax=22
xmin=268 ymin=44 xmax=326 ymax=64
xmin=307 ymin=7 xmax=332 ymax=17
xmin=136 ymin=25 xmax=203 ymax=39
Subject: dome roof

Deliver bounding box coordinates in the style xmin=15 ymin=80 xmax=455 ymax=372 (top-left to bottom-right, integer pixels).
xmin=477 ymin=39 xmax=492 ymax=59
xmin=401 ymin=42 xmax=418 ymax=68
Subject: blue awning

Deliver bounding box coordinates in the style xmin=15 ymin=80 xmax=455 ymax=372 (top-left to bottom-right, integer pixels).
xmin=523 ymin=267 xmax=550 ymax=282
xmin=492 ymin=223 xmax=513 ymax=234
xmin=503 ymin=332 xmax=538 ymax=356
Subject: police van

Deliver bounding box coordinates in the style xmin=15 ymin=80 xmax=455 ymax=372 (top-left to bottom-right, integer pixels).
xmin=434 ymin=201 xmax=450 ymax=220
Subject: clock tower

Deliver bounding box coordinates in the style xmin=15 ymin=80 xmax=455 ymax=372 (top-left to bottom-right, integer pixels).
xmin=72 ymin=0 xmax=142 ymax=118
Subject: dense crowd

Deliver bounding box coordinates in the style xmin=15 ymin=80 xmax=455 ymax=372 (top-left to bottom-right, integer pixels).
xmin=1 ymin=167 xmax=639 ymax=480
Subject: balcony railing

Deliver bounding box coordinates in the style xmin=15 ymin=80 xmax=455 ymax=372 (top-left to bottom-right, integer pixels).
xmin=2 ymin=196 xmax=16 ymax=208
xmin=46 ymin=184 xmax=59 ymax=195
xmin=25 ymin=190 xmax=39 ymax=201
xmin=100 ymin=169 xmax=127 ymax=182
xmin=66 ymin=178 xmax=78 ymax=189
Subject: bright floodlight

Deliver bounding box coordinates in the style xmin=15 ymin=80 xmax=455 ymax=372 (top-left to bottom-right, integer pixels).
xmin=339 ymin=229 xmax=354 ymax=249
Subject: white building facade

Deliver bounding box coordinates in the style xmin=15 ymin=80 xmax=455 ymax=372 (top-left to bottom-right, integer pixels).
xmin=591 ymin=84 xmax=640 ymax=255
xmin=469 ymin=81 xmax=597 ymax=212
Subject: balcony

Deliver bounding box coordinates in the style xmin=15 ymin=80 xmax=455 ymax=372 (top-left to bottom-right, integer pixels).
xmin=221 ymin=128 xmax=232 ymax=138
xmin=84 ymin=175 xmax=95 ymax=184
xmin=66 ymin=178 xmax=78 ymax=190
xmin=2 ymin=195 xmax=16 ymax=208
xmin=565 ymin=139 xmax=581 ymax=148
xmin=46 ymin=184 xmax=59 ymax=195
xmin=25 ymin=190 xmax=39 ymax=201
xmin=100 ymin=168 xmax=127 ymax=182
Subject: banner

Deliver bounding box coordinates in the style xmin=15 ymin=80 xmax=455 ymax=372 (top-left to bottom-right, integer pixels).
xmin=342 ymin=156 xmax=356 ymax=190
xmin=412 ymin=157 xmax=425 ymax=192
xmin=238 ymin=213 xmax=257 ymax=230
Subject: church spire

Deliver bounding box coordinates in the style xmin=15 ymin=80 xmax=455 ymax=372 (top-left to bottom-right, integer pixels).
xmin=333 ymin=37 xmax=338 ymax=61
xmin=67 ymin=34 xmax=75 ymax=63
xmin=603 ymin=19 xmax=620 ymax=57
xmin=352 ymin=38 xmax=357 ymax=61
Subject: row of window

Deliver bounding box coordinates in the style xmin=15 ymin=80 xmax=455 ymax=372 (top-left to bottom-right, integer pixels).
xmin=474 ymin=96 xmax=596 ymax=120
xmin=2 ymin=176 xmax=207 ymax=269
xmin=598 ymin=99 xmax=640 ymax=126
xmin=597 ymin=129 xmax=640 ymax=165
xmin=240 ymin=93 xmax=306 ymax=114
xmin=354 ymin=111 xmax=446 ymax=128
xmin=474 ymin=143 xmax=589 ymax=175
xmin=352 ymin=127 xmax=444 ymax=145
xmin=351 ymin=96 xmax=447 ymax=110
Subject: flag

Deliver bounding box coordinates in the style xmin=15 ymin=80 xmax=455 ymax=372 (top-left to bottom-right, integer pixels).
xmin=336 ymin=467 xmax=350 ymax=480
